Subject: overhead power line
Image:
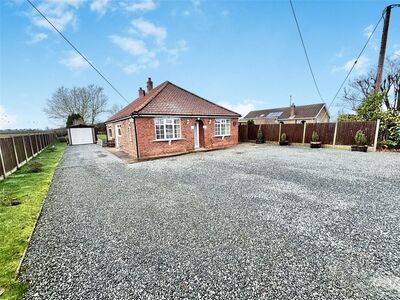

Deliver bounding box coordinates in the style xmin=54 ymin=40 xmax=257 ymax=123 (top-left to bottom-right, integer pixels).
xmin=289 ymin=0 xmax=324 ymax=102
xmin=322 ymin=12 xmax=384 ymax=119
xmin=25 ymin=0 xmax=130 ymax=104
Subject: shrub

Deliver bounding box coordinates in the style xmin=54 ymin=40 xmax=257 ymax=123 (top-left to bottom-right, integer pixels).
xmin=27 ymin=161 xmax=43 ymax=173
xmin=57 ymin=136 xmax=67 ymax=143
xmin=355 ymin=130 xmax=367 ymax=145
xmin=311 ymin=131 xmax=320 ymax=142
xmin=247 ymin=119 xmax=255 ymax=125
xmin=280 ymin=132 xmax=287 ymax=142
xmin=256 ymin=129 xmax=263 ymax=142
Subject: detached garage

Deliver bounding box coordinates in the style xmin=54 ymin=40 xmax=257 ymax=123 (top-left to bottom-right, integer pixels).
xmin=67 ymin=125 xmax=96 ymax=145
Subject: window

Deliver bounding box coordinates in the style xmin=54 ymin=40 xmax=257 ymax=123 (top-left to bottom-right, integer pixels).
xmin=108 ymin=128 xmax=112 ymax=138
xmin=155 ymin=118 xmax=181 ymax=140
xmin=117 ymin=124 xmax=122 ymax=136
xmin=214 ymin=119 xmax=230 ymax=136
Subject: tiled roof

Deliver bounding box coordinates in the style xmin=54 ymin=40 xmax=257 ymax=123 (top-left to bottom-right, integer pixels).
xmin=244 ymin=103 xmax=326 ymax=120
xmin=107 ymin=81 xmax=240 ymax=122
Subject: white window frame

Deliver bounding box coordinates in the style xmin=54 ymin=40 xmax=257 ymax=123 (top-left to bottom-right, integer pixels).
xmin=154 ymin=118 xmax=181 ymax=141
xmin=214 ymin=119 xmax=231 ymax=137
xmin=117 ymin=124 xmax=122 ymax=137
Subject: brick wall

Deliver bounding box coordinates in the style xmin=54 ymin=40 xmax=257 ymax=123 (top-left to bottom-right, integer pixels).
xmin=106 ymin=119 xmax=138 ymax=158
xmin=107 ymin=116 xmax=238 ymax=159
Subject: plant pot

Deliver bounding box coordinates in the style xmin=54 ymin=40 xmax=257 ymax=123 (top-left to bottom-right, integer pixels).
xmin=310 ymin=141 xmax=322 ymax=148
xmin=279 ymin=141 xmax=289 ymax=146
xmin=256 ymin=140 xmax=264 ymax=144
xmin=351 ymin=145 xmax=368 ymax=152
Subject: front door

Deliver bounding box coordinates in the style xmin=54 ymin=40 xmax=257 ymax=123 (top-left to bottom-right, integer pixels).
xmin=194 ymin=121 xmax=200 ymax=149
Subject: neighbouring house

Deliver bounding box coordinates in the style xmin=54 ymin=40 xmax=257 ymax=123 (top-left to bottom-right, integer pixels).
xmin=241 ymin=103 xmax=330 ymax=125
xmin=105 ymin=78 xmax=240 ymax=160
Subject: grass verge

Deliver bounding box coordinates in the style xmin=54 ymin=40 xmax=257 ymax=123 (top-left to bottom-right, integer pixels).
xmin=97 ymin=133 xmax=106 ymax=141
xmin=0 ymin=142 xmax=66 ymax=300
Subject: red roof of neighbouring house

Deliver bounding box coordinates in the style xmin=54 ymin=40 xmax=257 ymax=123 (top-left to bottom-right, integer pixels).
xmin=107 ymin=81 xmax=240 ymax=122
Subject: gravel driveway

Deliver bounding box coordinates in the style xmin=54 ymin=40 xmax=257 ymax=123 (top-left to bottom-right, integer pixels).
xmin=21 ymin=144 xmax=400 ymax=299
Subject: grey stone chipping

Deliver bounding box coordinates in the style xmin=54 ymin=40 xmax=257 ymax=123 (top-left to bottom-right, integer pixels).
xmin=20 ymin=143 xmax=400 ymax=299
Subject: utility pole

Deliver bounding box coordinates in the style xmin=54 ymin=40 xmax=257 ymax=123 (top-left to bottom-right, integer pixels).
xmin=374 ymin=5 xmax=392 ymax=92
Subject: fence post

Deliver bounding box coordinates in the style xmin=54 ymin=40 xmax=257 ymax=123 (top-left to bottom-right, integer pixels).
xmin=333 ymin=121 xmax=338 ymax=146
xmin=22 ymin=136 xmax=28 ymax=162
xmin=278 ymin=123 xmax=282 ymax=142
xmin=302 ymin=122 xmax=307 ymax=144
xmin=0 ymin=141 xmax=6 ymax=179
xmin=11 ymin=136 xmax=20 ymax=167
xmin=373 ymin=119 xmax=381 ymax=152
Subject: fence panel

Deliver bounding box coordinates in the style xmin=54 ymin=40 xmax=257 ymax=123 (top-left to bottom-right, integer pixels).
xmin=0 ymin=138 xmax=17 ymax=173
xmin=14 ymin=136 xmax=26 ymax=164
xmin=31 ymin=135 xmax=38 ymax=154
xmin=261 ymin=124 xmax=280 ymax=142
xmin=248 ymin=125 xmax=259 ymax=140
xmin=239 ymin=125 xmax=248 ymax=142
xmin=336 ymin=121 xmax=376 ymax=146
xmin=24 ymin=136 xmax=33 ymax=158
xmin=305 ymin=123 xmax=336 ymax=144
xmin=281 ymin=124 xmax=304 ymax=143
xmin=0 ymin=132 xmax=56 ymax=179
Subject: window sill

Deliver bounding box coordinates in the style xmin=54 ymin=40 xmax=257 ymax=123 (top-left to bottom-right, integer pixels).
xmin=153 ymin=138 xmax=184 ymax=142
xmin=214 ymin=135 xmax=231 ymax=138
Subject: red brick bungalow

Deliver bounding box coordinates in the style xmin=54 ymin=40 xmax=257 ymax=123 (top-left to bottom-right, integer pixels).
xmin=105 ymin=78 xmax=240 ymax=160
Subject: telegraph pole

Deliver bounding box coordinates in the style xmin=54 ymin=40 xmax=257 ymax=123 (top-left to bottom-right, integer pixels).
xmin=374 ymin=5 xmax=396 ymax=92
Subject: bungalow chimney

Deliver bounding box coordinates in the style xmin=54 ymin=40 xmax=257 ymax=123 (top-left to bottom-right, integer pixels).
xmin=147 ymin=77 xmax=153 ymax=92
xmin=138 ymin=87 xmax=145 ymax=98
xmin=290 ymin=103 xmax=295 ymax=117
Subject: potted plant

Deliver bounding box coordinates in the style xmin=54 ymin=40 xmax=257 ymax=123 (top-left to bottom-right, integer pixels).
xmin=279 ymin=132 xmax=289 ymax=146
xmin=351 ymin=130 xmax=368 ymax=152
xmin=310 ymin=131 xmax=322 ymax=148
xmin=256 ymin=128 xmax=264 ymax=144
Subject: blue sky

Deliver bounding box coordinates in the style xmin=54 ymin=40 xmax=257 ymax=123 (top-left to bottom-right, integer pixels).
xmin=1 ymin=0 xmax=399 ymax=129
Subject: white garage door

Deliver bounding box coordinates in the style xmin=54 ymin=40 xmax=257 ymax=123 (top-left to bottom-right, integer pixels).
xmin=69 ymin=128 xmax=94 ymax=145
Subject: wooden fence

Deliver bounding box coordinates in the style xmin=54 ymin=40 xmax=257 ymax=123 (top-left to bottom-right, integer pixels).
xmin=0 ymin=133 xmax=57 ymax=180
xmin=239 ymin=121 xmax=379 ymax=149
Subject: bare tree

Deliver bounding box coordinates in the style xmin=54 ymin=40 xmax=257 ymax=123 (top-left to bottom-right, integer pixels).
xmin=108 ymin=104 xmax=124 ymax=117
xmin=44 ymin=85 xmax=109 ymax=125
xmin=342 ymin=57 xmax=400 ymax=111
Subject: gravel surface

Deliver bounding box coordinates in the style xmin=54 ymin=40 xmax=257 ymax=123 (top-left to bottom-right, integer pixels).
xmin=20 ymin=144 xmax=400 ymax=299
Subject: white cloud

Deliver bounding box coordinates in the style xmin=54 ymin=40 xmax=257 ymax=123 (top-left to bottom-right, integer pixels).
xmin=122 ymin=0 xmax=156 ymax=12
xmin=363 ymin=24 xmax=374 ymax=38
xmin=90 ymin=0 xmax=109 ymax=15
xmin=28 ymin=0 xmax=84 ymax=32
xmin=110 ymin=35 xmax=159 ymax=74
xmin=332 ymin=55 xmax=369 ymax=74
xmin=391 ymin=49 xmax=400 ymax=60
xmin=0 ymin=106 xmax=17 ymax=129
xmin=132 ymin=19 xmax=167 ymax=45
xmin=218 ymin=100 xmax=260 ymax=118
xmin=110 ymin=35 xmax=150 ymax=56
xmin=28 ymin=32 xmax=48 ymax=43
xmin=60 ymin=52 xmax=88 ymax=70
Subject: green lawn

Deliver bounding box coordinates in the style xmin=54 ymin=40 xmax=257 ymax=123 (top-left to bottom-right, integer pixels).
xmin=0 ymin=142 xmax=66 ymax=300
xmin=97 ymin=133 xmax=106 ymax=141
